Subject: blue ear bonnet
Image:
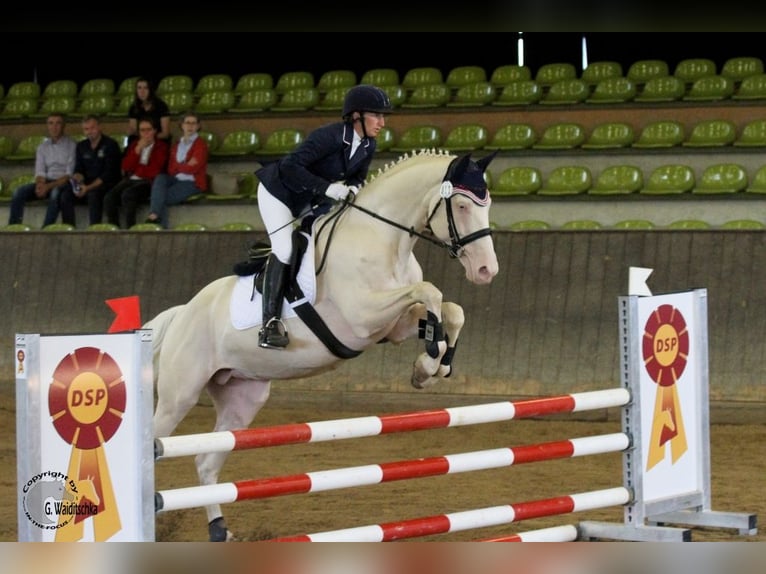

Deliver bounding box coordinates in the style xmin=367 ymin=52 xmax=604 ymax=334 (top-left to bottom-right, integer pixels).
xmin=444 ymin=152 xmax=496 ymax=206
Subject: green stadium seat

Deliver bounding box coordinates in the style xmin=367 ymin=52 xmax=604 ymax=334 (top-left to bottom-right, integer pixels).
xmin=445 ymin=66 xmax=487 ymax=91
xmin=0 ymin=223 xmax=33 ymax=232
xmin=375 ymin=126 xmax=395 ymax=152
xmin=585 ymin=77 xmax=637 ymax=104
xmin=42 ymin=223 xmax=76 ymax=232
xmin=6 ymin=81 xmax=41 ymax=100
xmin=441 ymin=124 xmax=489 ymax=152
xmin=259 ymin=128 xmax=304 ymax=156
xmin=197 ymin=131 xmax=219 ymax=153
xmin=539 ymin=78 xmax=589 ymax=105
xmin=30 ymin=95 xmax=76 ymax=118
xmin=532 ymin=123 xmax=586 ymax=150
xmin=494 ymin=166 xmax=543 ymax=196
xmin=210 ymin=130 xmax=260 ymax=156
xmin=508 ymin=219 xmax=551 ymax=231
xmin=561 ymin=219 xmax=602 ymax=230
xmin=580 ymin=61 xmax=623 ymax=86
xmin=0 ymin=135 xmax=14 ymax=159
xmin=626 ymin=59 xmax=670 ymax=87
xmin=683 ymin=119 xmax=737 ymax=147
xmin=195 ymin=74 xmax=234 ymax=96
xmin=640 ymin=164 xmax=695 ymax=195
xmin=76 ymin=95 xmax=115 ymax=116
xmin=612 ymin=219 xmax=655 ymax=230
xmin=401 ymin=83 xmax=450 ymax=108
xmin=130 ymin=222 xmax=164 ymax=231
xmin=157 ymin=75 xmax=194 ymax=96
xmin=492 ymin=80 xmax=542 ymax=106
xmin=390 ymin=125 xmax=442 ymax=153
xmin=86 ymin=223 xmax=120 ymax=231
xmin=485 ymin=123 xmax=537 ymax=150
xmin=230 ymin=89 xmax=277 ymax=113
xmin=734 ymin=119 xmax=766 ymax=147
xmin=378 ymin=84 xmax=406 ymax=108
xmin=219 ymin=221 xmax=256 ymax=231
xmin=721 ymin=56 xmax=764 ymax=84
xmin=634 ymin=76 xmax=685 ymax=102
xmin=692 ymin=163 xmax=748 ymax=194
xmin=582 ymin=122 xmax=635 ymax=149
xmin=360 ymin=68 xmax=400 ymax=86
xmin=683 ymin=75 xmax=734 ymax=101
xmin=632 ymin=120 xmax=685 ymax=148
xmin=173 ymin=222 xmax=208 ymax=231
xmin=164 ymin=91 xmax=194 ymax=114
xmin=490 ymin=65 xmax=531 ymax=86
xmin=732 ymin=74 xmax=766 ymax=100
xmin=537 ymin=165 xmax=592 ymax=195
xmin=316 ymin=70 xmax=357 ymax=94
xmin=115 ymin=76 xmax=139 ymax=99
xmin=314 ymin=86 xmax=352 ymax=112
xmin=108 ymin=94 xmax=133 ymax=117
xmin=588 ymin=165 xmax=643 ymax=195
xmin=194 ymin=90 xmax=235 ymax=114
xmin=79 ymin=78 xmax=115 ymax=100
xmin=446 ymin=82 xmax=496 ymax=107
xmin=274 ymin=71 xmax=315 ymax=94
xmin=535 ymin=62 xmax=577 ymax=88
xmin=272 ymin=87 xmax=320 ymax=111
xmin=666 ymin=219 xmax=711 ymax=230
xmin=402 ymin=67 xmax=444 ymax=92
xmin=234 ymin=73 xmax=274 ymax=93
xmin=719 ymin=219 xmax=765 ymax=230
xmin=41 ymin=80 xmax=78 ymax=100
xmin=745 ymin=165 xmax=766 ymax=193
xmin=673 ymin=58 xmax=717 ymax=86
xmin=0 ymin=97 xmax=38 ymax=119
xmin=6 ymin=135 xmax=46 ymax=161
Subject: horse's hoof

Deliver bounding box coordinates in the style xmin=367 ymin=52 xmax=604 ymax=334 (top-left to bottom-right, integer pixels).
xmin=208 ymin=517 xmax=230 ymax=542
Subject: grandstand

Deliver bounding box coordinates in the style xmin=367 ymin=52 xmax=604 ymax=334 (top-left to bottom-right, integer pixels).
xmin=2 ymin=34 xmax=766 ymax=231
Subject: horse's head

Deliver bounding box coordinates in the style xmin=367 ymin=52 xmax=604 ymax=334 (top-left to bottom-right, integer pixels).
xmin=429 ymin=153 xmax=499 ymax=285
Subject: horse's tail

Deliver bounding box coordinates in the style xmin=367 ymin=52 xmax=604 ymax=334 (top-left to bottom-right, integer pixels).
xmin=143 ymin=305 xmax=184 ymax=383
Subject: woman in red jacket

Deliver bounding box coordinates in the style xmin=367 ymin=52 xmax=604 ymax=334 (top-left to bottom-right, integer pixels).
xmin=104 ymin=116 xmax=169 ymax=228
xmin=145 ymin=112 xmax=209 ymax=228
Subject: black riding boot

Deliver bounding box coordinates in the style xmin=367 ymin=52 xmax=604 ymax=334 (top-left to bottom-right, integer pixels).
xmin=258 ymin=254 xmax=290 ymax=349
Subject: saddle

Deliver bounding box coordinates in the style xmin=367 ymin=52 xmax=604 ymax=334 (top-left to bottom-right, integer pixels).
xmin=231 ymin=229 xmax=362 ymax=359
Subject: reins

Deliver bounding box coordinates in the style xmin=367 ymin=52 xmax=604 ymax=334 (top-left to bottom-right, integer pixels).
xmin=314 ymin=186 xmax=492 ymax=275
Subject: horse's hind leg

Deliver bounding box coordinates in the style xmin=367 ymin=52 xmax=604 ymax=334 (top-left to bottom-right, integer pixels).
xmin=197 ymin=377 xmax=271 ymax=542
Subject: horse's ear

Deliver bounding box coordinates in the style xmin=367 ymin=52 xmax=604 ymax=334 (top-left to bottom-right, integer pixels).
xmin=475 ymin=150 xmax=498 ymax=173
xmin=445 ymin=153 xmax=472 ymax=182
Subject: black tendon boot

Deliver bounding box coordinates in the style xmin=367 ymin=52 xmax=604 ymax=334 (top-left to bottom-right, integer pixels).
xmin=258 ymin=254 xmax=290 ymax=349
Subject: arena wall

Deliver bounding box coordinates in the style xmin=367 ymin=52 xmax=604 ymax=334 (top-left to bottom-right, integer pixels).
xmin=2 ymin=230 xmax=764 ymax=422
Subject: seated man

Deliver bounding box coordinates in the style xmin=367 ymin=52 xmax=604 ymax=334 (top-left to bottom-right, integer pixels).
xmin=8 ymin=113 xmax=76 ymax=228
xmin=59 ymin=114 xmax=122 ymax=227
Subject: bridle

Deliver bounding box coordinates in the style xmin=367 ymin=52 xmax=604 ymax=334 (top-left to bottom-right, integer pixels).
xmin=315 ymin=179 xmax=492 ymax=276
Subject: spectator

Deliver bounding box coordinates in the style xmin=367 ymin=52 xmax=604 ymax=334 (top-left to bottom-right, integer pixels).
xmin=59 ymin=114 xmax=122 ymax=227
xmin=127 ymin=77 xmax=171 ymax=143
xmin=7 ymin=113 xmax=76 ymax=228
xmin=104 ymin=117 xmax=169 ymax=229
xmin=145 ymin=111 xmax=209 ymax=228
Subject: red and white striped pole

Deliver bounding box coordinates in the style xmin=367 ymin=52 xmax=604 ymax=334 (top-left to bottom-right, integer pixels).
xmin=155 ymin=432 xmax=629 ymax=512
xmin=269 ymin=487 xmax=631 ymax=542
xmin=155 ymin=388 xmax=630 ymax=459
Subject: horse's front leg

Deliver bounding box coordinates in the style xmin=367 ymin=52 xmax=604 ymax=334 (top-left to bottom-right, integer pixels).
xmin=412 ymin=301 xmax=464 ymax=388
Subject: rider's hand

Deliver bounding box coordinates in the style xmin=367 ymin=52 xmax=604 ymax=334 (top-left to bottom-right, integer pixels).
xmin=325 ymin=183 xmax=353 ymax=201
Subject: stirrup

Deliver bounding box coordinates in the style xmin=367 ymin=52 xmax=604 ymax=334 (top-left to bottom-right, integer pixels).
xmin=258 ymin=318 xmax=289 ymax=349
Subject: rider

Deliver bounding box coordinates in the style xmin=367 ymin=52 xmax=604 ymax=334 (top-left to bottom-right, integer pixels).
xmin=254 ymin=84 xmax=393 ymax=349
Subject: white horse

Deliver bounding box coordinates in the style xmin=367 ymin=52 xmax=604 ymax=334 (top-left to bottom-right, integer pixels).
xmin=146 ymin=150 xmax=499 ymax=540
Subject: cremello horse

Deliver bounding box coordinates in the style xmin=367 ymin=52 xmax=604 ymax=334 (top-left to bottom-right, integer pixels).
xmin=146 ymin=150 xmax=499 ymax=540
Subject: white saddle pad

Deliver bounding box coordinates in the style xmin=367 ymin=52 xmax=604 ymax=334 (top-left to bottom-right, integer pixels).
xmin=230 ymin=232 xmax=316 ymax=330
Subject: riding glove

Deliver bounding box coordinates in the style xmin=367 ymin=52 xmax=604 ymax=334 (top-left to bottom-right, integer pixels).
xmin=325 ymin=183 xmax=357 ymax=201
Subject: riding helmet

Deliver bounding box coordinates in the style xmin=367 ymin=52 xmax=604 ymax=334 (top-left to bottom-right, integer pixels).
xmin=342 ymin=85 xmax=392 ymax=117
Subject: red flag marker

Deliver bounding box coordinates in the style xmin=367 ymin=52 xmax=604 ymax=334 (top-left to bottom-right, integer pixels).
xmin=106 ymin=295 xmax=142 ymax=333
